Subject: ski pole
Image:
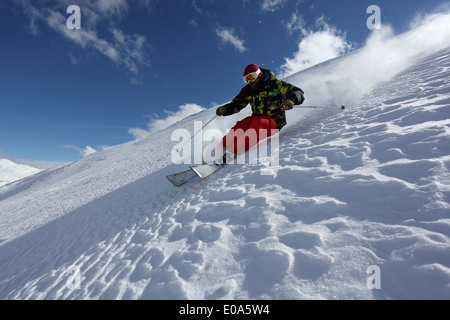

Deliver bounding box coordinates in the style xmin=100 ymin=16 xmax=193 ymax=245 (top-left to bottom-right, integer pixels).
xmin=190 ymin=114 xmax=217 ymax=140
xmin=176 ymin=114 xmax=217 ymax=153
xmin=199 ymin=114 xmax=218 ymax=131
xmin=295 ymin=105 xmax=345 ymax=110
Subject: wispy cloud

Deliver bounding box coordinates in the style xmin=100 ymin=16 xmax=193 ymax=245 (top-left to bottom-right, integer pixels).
xmin=17 ymin=0 xmax=152 ymax=83
xmin=285 ymin=11 xmax=306 ymax=36
xmin=260 ymin=0 xmax=288 ymax=12
xmin=191 ymin=0 xmax=203 ymax=14
xmin=189 ymin=19 xmax=199 ymax=28
xmin=216 ymin=26 xmax=247 ymax=53
xmin=95 ymin=0 xmax=128 ymax=16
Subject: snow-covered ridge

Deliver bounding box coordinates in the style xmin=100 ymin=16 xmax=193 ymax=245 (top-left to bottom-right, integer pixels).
xmin=0 ymin=24 xmax=450 ymax=299
xmin=0 ymin=159 xmax=41 ymax=187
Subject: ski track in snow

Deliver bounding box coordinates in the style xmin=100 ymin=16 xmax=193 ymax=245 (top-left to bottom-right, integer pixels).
xmin=1 ymin=47 xmax=450 ymax=299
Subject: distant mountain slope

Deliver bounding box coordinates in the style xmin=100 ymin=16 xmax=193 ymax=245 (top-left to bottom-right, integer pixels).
xmin=0 ymin=159 xmax=41 ymax=187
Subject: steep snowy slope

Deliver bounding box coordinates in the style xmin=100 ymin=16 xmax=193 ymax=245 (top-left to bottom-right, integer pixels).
xmin=0 ymin=18 xmax=449 ymax=299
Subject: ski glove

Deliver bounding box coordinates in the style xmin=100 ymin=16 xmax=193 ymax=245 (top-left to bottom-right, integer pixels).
xmin=280 ymin=99 xmax=295 ymax=111
xmin=216 ymin=106 xmax=227 ymax=116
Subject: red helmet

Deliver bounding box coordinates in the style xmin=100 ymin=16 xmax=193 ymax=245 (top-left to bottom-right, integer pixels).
xmin=243 ymin=64 xmax=263 ymax=83
xmin=243 ymin=64 xmax=261 ymax=76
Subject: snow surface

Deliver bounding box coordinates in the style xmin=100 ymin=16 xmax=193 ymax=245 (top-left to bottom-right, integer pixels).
xmin=1 ymin=16 xmax=450 ymax=299
xmin=0 ymin=159 xmax=41 ymax=188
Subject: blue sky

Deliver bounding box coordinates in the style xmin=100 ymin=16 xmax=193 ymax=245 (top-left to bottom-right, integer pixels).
xmin=1 ymin=0 xmax=449 ymax=163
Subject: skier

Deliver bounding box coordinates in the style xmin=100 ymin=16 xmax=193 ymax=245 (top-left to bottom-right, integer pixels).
xmin=215 ymin=63 xmax=305 ymax=163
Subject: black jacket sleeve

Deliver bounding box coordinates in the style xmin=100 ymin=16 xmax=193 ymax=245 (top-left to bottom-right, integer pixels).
xmin=286 ymin=87 xmax=305 ymax=105
xmin=220 ymin=86 xmax=251 ymax=116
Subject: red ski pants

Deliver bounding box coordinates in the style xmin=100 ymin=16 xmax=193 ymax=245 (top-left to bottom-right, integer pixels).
xmin=222 ymin=116 xmax=278 ymax=155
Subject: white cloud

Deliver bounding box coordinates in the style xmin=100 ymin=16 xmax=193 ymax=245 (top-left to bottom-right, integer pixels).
xmin=46 ymin=10 xmax=119 ymax=59
xmin=18 ymin=0 xmax=151 ymax=81
xmin=129 ymin=103 xmax=206 ymax=139
xmin=62 ymin=145 xmax=97 ymax=157
xmin=261 ymin=0 xmax=287 ymax=12
xmin=281 ymin=7 xmax=450 ymax=84
xmin=280 ymin=17 xmax=352 ymax=77
xmin=96 ymin=0 xmax=128 ymax=16
xmin=285 ymin=11 xmax=306 ymax=36
xmin=18 ymin=0 xmax=45 ymax=35
xmin=281 ymin=9 xmax=450 ymax=108
xmin=191 ymin=0 xmax=203 ymax=14
xmin=216 ymin=26 xmax=247 ymax=53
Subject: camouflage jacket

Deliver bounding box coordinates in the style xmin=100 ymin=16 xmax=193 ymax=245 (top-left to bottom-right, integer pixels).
xmin=222 ymin=68 xmax=304 ymax=130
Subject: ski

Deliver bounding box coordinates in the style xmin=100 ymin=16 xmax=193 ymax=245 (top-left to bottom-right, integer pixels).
xmin=166 ymin=168 xmax=198 ymax=187
xmin=190 ymin=163 xmax=225 ymax=179
xmin=166 ymin=163 xmax=225 ymax=187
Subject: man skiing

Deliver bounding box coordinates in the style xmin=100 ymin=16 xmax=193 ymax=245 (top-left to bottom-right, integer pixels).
xmin=216 ymin=63 xmax=305 ymax=163
xmin=166 ymin=65 xmax=304 ymax=185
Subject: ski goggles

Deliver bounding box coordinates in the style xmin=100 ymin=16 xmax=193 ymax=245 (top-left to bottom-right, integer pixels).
xmin=243 ymin=69 xmax=261 ymax=84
